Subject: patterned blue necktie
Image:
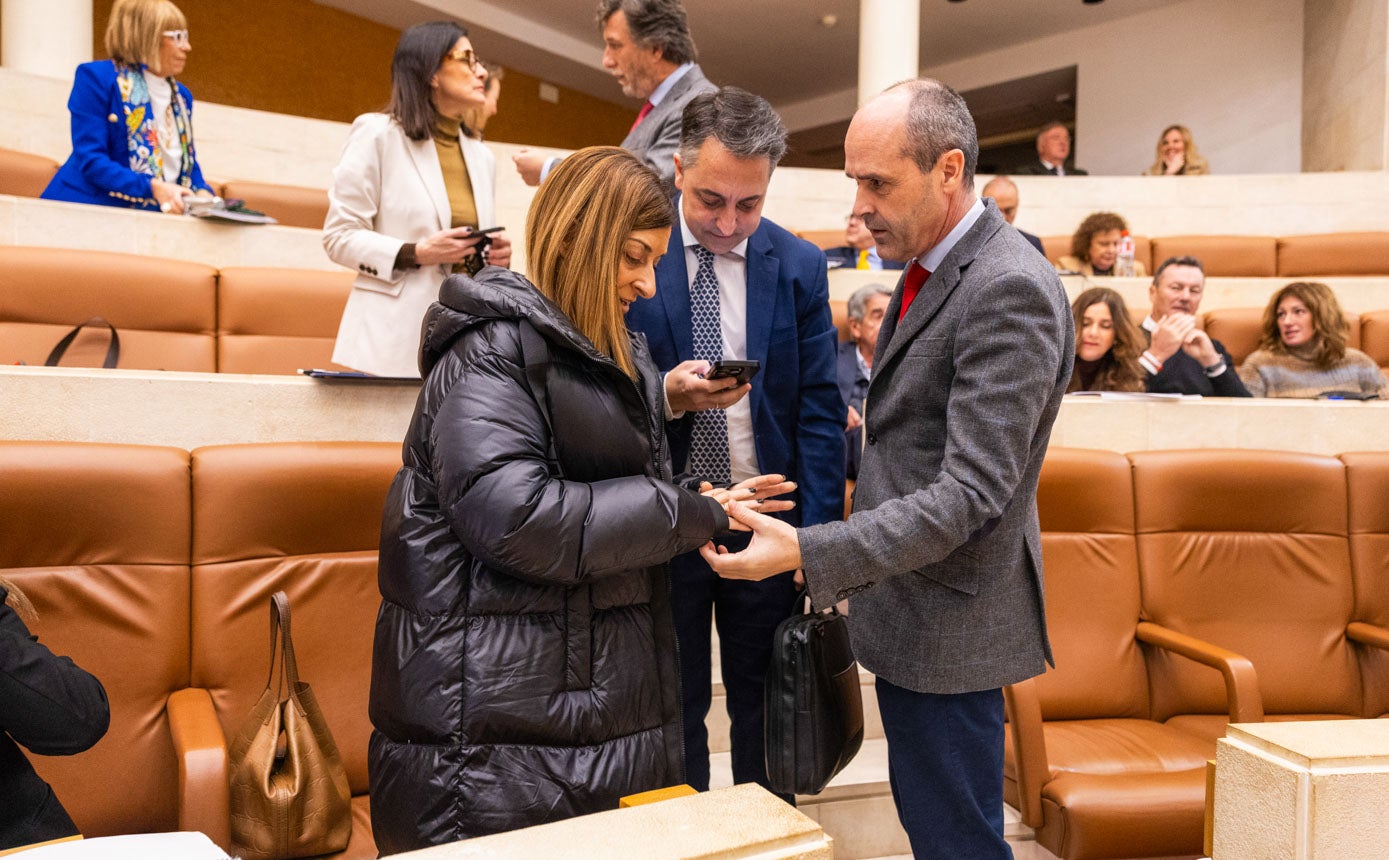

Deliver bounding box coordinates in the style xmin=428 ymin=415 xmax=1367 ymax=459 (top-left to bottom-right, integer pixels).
xmin=689 ymin=246 xmax=730 ymax=484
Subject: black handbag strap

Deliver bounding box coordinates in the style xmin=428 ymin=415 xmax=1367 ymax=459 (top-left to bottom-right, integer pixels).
xmin=45 ymin=317 xmax=120 ymax=368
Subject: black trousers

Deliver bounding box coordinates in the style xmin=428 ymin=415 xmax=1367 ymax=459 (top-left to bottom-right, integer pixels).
xmin=668 ymin=539 xmax=796 ymax=800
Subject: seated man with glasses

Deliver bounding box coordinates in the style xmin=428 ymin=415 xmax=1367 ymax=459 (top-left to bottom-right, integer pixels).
xmin=825 ymin=213 xmax=906 ymax=271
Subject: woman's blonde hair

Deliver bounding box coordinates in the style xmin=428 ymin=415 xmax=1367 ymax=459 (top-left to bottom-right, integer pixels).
xmin=1068 ymin=286 xmax=1146 ymax=392
xmin=1258 ymin=281 xmax=1349 ymax=368
xmin=0 ymin=577 xmax=38 ymax=627
xmin=525 ymin=147 xmax=672 ymax=378
xmin=105 ymin=0 xmax=187 ymax=68
xmin=1146 ymin=124 xmax=1210 ymax=175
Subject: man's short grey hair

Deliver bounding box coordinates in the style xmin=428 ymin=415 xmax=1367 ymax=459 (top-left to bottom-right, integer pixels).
xmin=887 ymin=79 xmax=978 ymax=189
xmin=1153 ymin=255 xmax=1205 ymax=283
xmin=679 ymin=87 xmax=787 ymax=169
xmin=596 ymin=0 xmax=696 ymax=65
xmin=847 ymin=283 xmax=893 ymax=321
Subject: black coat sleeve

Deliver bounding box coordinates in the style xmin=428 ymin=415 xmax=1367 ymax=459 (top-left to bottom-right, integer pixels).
xmin=0 ymin=595 xmax=110 ymax=756
xmin=430 ymin=349 xmax=724 ymax=586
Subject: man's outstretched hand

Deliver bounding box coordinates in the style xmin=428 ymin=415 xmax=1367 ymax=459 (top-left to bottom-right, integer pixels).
xmin=700 ymin=499 xmax=803 ymax=580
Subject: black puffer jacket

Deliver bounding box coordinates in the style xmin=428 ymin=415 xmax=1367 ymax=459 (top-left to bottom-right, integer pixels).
xmin=368 ymin=268 xmax=727 ymax=854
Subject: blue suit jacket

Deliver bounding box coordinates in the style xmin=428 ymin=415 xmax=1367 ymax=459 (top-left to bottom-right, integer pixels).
xmin=626 ymin=212 xmax=845 ymax=529
xmin=42 ymin=60 xmax=211 ymax=210
xmin=836 ymin=341 xmax=868 ymax=480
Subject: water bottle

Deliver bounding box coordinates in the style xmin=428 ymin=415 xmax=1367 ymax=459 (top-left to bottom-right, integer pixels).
xmin=1117 ymin=231 xmax=1136 ymax=277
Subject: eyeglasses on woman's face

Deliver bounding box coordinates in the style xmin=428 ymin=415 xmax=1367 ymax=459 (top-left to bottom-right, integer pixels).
xmin=162 ymin=30 xmax=190 ymax=47
xmin=445 ymin=48 xmax=484 ymax=71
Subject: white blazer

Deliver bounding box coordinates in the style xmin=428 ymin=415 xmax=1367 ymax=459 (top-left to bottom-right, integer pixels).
xmin=324 ymin=113 xmax=497 ymax=377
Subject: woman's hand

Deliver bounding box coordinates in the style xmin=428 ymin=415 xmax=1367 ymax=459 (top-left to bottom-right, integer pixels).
xmin=486 ymin=232 xmax=513 ymax=269
xmin=414 ymin=226 xmax=486 ymax=266
xmin=700 ymin=474 xmax=797 ymax=531
xmin=151 ymin=179 xmax=186 ymax=214
xmin=1163 ymin=154 xmax=1185 ymax=175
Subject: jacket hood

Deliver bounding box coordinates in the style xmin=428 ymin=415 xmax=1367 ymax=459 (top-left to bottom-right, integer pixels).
xmin=420 ymin=267 xmax=618 ymax=376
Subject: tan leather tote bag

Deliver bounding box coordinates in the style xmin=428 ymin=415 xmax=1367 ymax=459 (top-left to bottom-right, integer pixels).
xmin=228 ymin=592 xmax=352 ymax=859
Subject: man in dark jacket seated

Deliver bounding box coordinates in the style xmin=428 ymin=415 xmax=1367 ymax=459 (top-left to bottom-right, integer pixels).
xmin=838 ymin=283 xmax=892 ymax=479
xmin=1139 ymin=256 xmax=1251 ymax=396
xmin=825 ymin=213 xmax=906 ymax=271
xmin=1016 ymin=121 xmax=1088 ymax=176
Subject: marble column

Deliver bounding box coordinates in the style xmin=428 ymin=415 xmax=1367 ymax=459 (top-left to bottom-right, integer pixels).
xmin=2 ymin=0 xmax=92 ymax=79
xmin=858 ymin=0 xmax=920 ymax=106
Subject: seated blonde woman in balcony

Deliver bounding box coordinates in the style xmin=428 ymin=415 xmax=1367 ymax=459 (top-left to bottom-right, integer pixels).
xmin=42 ymin=0 xmax=215 ymax=214
xmin=1067 ymin=287 xmax=1145 ymax=393
xmin=1239 ymin=281 xmax=1389 ymax=398
xmin=1057 ymin=212 xmax=1147 ymax=277
xmin=1143 ymin=125 xmax=1210 ymax=176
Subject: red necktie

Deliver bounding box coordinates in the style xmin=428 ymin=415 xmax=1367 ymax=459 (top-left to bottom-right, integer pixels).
xmin=629 ymin=101 xmax=654 ymax=133
xmin=898 ymin=263 xmax=930 ymax=321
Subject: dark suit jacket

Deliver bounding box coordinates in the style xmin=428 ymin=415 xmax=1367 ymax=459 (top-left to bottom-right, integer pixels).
xmin=824 ymin=246 xmax=906 ymax=271
xmin=1142 ymin=330 xmax=1251 ymax=396
xmin=797 ymin=200 xmax=1074 ymax=694
xmin=620 ymin=65 xmax=717 ymax=193
xmin=836 ymin=341 xmax=869 ymax=479
xmin=626 ymin=211 xmax=845 ymax=530
xmin=1015 ymin=159 xmax=1089 ymax=176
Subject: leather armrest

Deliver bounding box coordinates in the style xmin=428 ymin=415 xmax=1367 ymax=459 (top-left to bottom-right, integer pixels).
xmin=1348 ymin=621 xmax=1389 ymax=651
xmin=1002 ymin=678 xmax=1047 ymax=828
xmin=1136 ymin=621 xmax=1264 ymax=723
xmin=167 ymin=687 xmax=231 ymax=850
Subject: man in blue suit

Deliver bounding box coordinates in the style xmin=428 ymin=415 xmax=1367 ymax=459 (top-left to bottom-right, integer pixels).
xmin=625 ymin=87 xmax=844 ymax=797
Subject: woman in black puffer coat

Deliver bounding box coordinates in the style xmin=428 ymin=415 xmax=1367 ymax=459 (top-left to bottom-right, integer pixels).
xmin=367 ymin=147 xmax=790 ymax=853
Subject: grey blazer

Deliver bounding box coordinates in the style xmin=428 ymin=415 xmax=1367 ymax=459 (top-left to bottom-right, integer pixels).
xmin=798 ymin=201 xmax=1075 ymax=695
xmin=621 ymin=64 xmax=717 ymax=191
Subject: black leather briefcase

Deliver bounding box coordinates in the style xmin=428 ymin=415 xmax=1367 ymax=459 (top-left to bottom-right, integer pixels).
xmin=764 ymin=593 xmax=864 ymax=796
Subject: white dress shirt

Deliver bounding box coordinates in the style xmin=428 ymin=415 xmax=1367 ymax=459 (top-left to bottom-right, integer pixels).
xmin=678 ymin=209 xmax=761 ymax=483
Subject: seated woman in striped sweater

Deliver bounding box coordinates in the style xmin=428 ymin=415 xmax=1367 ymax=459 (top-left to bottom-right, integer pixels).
xmin=1239 ymin=281 xmax=1388 ymax=399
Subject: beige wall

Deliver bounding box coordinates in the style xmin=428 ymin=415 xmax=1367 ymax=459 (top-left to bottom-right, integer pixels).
xmin=85 ymin=0 xmax=632 ymax=149
xmin=1302 ymin=0 xmax=1389 ymax=171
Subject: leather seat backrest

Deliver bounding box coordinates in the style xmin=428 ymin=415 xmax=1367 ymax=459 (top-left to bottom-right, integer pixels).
xmin=189 ymin=443 xmax=400 ymax=795
xmin=1201 ymin=308 xmax=1264 ymax=366
xmin=1132 ymin=450 xmax=1357 ymax=720
xmin=215 ymin=267 xmax=354 ymax=374
xmin=1041 ymin=235 xmax=1068 ymax=267
xmin=798 ymin=229 xmax=844 ymax=251
xmin=1035 ymin=448 xmax=1149 ymax=720
xmin=1342 ymin=452 xmax=1389 ymax=716
xmin=1360 ymin=310 xmax=1389 ymax=372
xmin=218 ymin=180 xmax=331 ymax=231
xmin=1149 ymin=236 xmax=1278 ymax=276
xmin=831 ymin=299 xmax=849 ymax=341
xmin=0 ymin=246 xmax=216 ymax=371
xmin=0 ymin=146 xmax=60 ymax=198
xmin=1278 ymin=233 xmax=1389 ymax=277
xmin=0 ymin=442 xmax=191 ymax=836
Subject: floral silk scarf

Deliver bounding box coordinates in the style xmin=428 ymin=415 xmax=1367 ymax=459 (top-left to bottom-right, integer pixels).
xmin=114 ymin=62 xmax=198 ymax=191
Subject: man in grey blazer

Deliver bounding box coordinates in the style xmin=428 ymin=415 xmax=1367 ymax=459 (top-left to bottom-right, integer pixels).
xmin=703 ymin=80 xmax=1074 ymax=858
xmin=513 ymin=0 xmax=716 ymax=193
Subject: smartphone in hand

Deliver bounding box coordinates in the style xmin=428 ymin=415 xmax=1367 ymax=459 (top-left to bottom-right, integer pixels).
xmin=705 ymin=360 xmax=760 ymax=385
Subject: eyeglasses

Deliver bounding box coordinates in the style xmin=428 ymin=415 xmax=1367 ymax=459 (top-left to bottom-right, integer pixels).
xmin=162 ymin=30 xmax=190 ymax=46
xmin=445 ymin=48 xmax=483 ymax=70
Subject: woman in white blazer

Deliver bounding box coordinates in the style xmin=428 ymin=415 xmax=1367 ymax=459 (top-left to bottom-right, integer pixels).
xmin=325 ymin=21 xmax=511 ymax=377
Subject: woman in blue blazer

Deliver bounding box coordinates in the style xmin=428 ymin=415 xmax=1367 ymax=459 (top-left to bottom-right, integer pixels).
xmin=42 ymin=0 xmax=213 ymax=214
